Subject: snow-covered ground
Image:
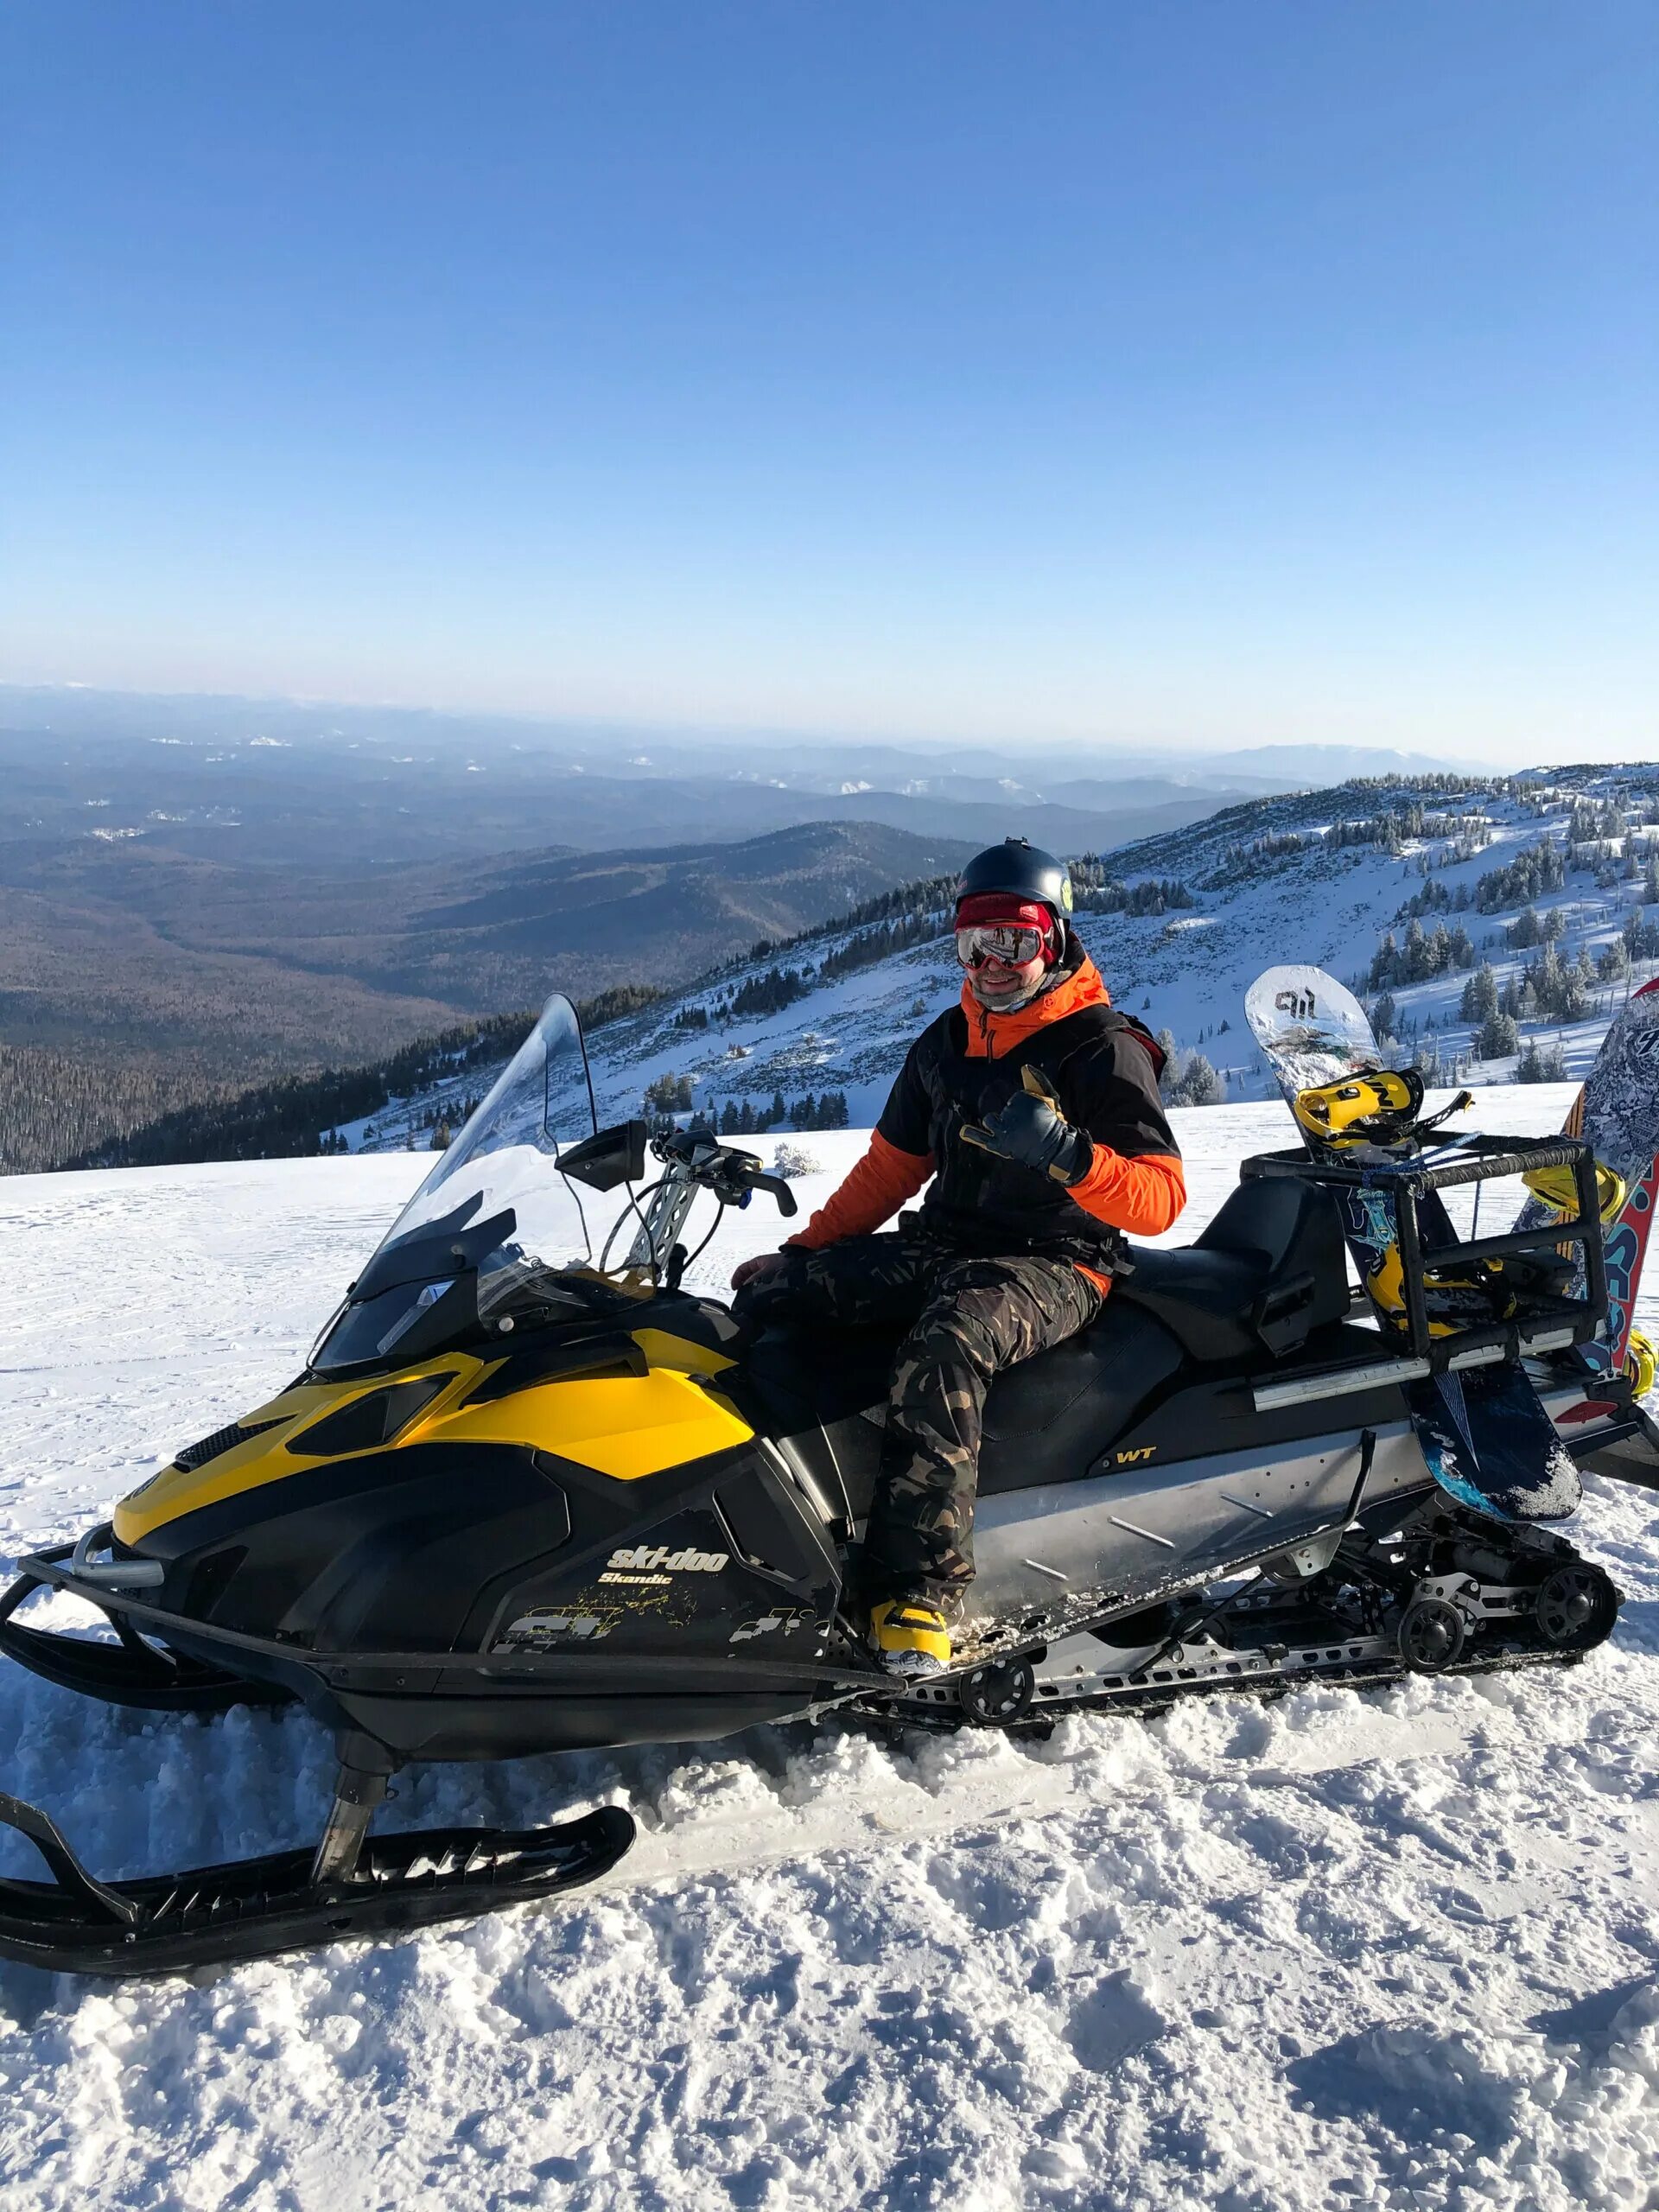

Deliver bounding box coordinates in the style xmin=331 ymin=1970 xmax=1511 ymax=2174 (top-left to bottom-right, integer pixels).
xmin=4 ymin=1091 xmax=1659 ymax=2210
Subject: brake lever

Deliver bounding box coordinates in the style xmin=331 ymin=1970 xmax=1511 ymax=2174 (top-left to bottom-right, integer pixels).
xmin=750 ymin=1171 xmax=798 ymax=1217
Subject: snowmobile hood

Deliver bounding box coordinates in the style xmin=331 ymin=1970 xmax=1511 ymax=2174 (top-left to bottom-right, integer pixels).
xmin=113 ymin=1324 xmax=753 ymax=1547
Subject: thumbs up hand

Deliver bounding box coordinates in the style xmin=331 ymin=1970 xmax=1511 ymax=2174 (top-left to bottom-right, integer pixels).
xmin=960 ymin=1065 xmax=1092 ymax=1186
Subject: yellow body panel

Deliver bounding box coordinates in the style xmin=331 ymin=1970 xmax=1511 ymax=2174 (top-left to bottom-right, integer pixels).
xmin=629 ymin=1326 xmax=736 ymax=1377
xmin=433 ymin=1369 xmax=751 ymax=1478
xmin=114 ymin=1344 xmax=752 ymax=1543
xmin=113 ymin=1359 xmax=483 ymax=1543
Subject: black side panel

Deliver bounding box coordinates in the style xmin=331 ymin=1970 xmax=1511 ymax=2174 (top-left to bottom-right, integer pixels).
xmin=715 ymin=1464 xmax=830 ymax=1582
xmin=147 ymin=1444 xmax=575 ymax=1653
xmin=1103 ymin=1325 xmax=1412 ymax=1466
xmin=480 ymin=1444 xmax=841 ymax=1664
xmin=145 ymin=1433 xmax=844 ymax=1748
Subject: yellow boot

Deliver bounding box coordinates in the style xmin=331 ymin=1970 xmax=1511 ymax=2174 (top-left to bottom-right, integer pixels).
xmin=869 ymin=1596 xmax=952 ymax=1679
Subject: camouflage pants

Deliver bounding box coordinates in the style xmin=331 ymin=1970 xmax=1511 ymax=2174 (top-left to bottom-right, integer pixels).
xmin=758 ymin=1234 xmax=1103 ymax=1600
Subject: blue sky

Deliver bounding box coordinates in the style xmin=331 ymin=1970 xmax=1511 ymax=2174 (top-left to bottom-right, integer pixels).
xmin=3 ymin=3 xmax=1654 ymax=760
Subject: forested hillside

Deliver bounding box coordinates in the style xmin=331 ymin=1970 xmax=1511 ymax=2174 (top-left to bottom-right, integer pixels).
xmin=47 ymin=765 xmax=1659 ymax=1173
xmin=0 ymin=821 xmax=967 ymax=1172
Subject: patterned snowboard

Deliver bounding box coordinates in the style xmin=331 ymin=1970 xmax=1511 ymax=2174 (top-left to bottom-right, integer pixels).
xmin=1246 ymin=965 xmax=1581 ymax=1524
xmin=1513 ymin=976 xmax=1659 ymax=1377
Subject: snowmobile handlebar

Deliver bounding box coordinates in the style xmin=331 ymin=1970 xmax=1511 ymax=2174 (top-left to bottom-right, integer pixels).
xmin=613 ymin=1122 xmax=797 ymax=1281
xmin=651 ymin=1125 xmax=798 ymax=1217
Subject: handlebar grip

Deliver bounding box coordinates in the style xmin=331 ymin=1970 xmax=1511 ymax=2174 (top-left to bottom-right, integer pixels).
xmin=753 ymin=1173 xmax=798 ymax=1217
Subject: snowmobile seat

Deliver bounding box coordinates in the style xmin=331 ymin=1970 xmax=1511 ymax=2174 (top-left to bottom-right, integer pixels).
xmin=742 ymin=1301 xmax=1186 ymax=1518
xmin=741 ymin=1179 xmax=1349 ymax=1520
xmin=1113 ymin=1174 xmax=1350 ymax=1364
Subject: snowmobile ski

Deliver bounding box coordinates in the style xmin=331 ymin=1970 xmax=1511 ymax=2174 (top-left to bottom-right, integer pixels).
xmin=0 ymin=1778 xmax=635 ymax=1979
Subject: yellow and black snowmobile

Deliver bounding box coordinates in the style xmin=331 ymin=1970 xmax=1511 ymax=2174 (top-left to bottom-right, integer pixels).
xmin=2 ymin=997 xmax=1654 ymax=1976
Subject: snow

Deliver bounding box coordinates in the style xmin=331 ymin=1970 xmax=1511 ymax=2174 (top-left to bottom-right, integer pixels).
xmin=4 ymin=1092 xmax=1659 ymax=2209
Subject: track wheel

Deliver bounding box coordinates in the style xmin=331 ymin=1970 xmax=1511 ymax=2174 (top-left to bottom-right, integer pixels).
xmin=958 ymin=1657 xmax=1035 ymax=1726
xmin=1533 ymin=1565 xmax=1619 ymax=1652
xmin=1396 ymin=1597 xmax=1467 ymax=1675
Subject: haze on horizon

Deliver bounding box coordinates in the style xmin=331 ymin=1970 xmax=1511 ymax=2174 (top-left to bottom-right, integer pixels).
xmin=3 ymin=3 xmax=1655 ymax=770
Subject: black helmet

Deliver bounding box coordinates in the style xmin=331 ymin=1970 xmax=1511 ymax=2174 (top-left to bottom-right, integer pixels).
xmin=955 ymin=837 xmax=1074 ymax=930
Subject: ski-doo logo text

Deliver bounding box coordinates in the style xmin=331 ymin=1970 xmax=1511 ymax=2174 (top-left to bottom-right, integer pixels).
xmin=606 ymin=1545 xmax=729 ymax=1574
xmin=1274 ymin=988 xmax=1318 ymax=1020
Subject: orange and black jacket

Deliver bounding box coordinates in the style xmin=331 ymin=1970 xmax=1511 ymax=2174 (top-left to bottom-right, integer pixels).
xmin=788 ymin=936 xmax=1185 ymax=1288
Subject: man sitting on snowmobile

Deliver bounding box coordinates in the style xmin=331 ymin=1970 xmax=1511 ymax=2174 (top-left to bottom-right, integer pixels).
xmin=731 ymin=837 xmax=1186 ymax=1678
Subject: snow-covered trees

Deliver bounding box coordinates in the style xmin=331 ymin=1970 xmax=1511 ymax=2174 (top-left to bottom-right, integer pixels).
xmin=1475 ymin=839 xmax=1567 ymax=913
xmin=1477 ymin=1009 xmax=1521 ymax=1059
xmin=1157 ymin=1039 xmax=1225 ymax=1107
xmin=1516 ymin=1039 xmax=1569 ymax=1083
xmin=1459 ymin=965 xmax=1499 ymax=1024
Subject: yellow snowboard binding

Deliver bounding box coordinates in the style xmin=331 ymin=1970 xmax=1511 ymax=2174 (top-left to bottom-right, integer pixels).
xmin=1294 ymin=1066 xmax=1426 ymax=1146
xmin=1294 ymin=1067 xmax=1478 ymax=1152
xmin=1521 ymin=1159 xmax=1628 ymax=1224
xmin=869 ymin=1597 xmax=952 ymax=1680
xmin=1624 ymin=1327 xmax=1657 ymax=1398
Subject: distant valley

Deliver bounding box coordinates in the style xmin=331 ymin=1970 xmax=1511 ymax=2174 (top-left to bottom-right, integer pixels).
xmin=0 ymin=818 xmax=969 ymax=1171
xmin=0 ymin=683 xmax=1497 ymax=1176
xmin=73 ymin=763 xmax=1659 ymax=1179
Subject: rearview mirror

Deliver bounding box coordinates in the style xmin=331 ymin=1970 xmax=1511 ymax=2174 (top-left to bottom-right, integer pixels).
xmin=559 ymin=1120 xmax=648 ymax=1192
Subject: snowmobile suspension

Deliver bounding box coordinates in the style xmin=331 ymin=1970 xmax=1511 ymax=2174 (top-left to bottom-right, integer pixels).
xmin=309 ymin=1737 xmax=396 ymax=1885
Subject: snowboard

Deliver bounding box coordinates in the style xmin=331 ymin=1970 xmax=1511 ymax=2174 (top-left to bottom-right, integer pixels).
xmin=1246 ymin=966 xmax=1581 ymax=1524
xmin=1513 ymin=976 xmax=1659 ymax=1379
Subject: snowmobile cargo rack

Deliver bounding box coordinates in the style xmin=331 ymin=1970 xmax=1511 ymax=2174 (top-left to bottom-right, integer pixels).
xmin=1240 ymin=1134 xmax=1609 ymax=1389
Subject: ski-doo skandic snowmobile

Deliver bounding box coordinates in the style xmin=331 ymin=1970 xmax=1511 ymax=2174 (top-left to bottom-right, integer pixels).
xmin=3 ymin=995 xmax=1656 ymax=1976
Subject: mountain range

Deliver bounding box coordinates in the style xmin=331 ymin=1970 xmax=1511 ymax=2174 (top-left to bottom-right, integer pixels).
xmin=330 ymin=762 xmax=1659 ymax=1154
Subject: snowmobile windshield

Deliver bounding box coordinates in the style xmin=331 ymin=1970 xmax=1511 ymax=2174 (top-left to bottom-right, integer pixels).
xmin=310 ymin=996 xmax=601 ymax=1373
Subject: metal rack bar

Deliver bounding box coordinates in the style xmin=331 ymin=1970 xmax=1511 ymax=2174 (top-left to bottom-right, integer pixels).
xmin=1422 ymin=1223 xmax=1592 ymax=1268
xmin=1394 ymin=1177 xmax=1427 ymax=1357
xmin=1243 ymin=1136 xmax=1593 ymax=1192
xmin=1243 ymin=1127 xmax=1609 ymax=1381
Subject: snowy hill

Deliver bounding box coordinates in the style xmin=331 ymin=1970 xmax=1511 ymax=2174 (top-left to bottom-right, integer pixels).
xmin=2 ymin=1094 xmax=1657 ymax=2208
xmin=340 ymin=765 xmax=1659 ymax=1153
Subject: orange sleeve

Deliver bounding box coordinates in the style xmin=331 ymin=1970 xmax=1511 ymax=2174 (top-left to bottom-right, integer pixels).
xmin=1066 ymin=1148 xmax=1186 ymax=1237
xmin=785 ymin=1130 xmax=934 ymax=1249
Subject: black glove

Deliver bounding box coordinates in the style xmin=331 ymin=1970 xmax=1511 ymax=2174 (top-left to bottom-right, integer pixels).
xmin=961 ymin=1066 xmax=1093 ymax=1185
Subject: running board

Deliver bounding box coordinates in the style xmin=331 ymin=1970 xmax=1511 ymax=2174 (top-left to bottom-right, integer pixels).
xmin=0 ymin=1792 xmax=636 ymax=1977
xmin=1252 ymin=1324 xmax=1585 ymax=1413
xmin=1570 ymin=1400 xmax=1659 ymax=1493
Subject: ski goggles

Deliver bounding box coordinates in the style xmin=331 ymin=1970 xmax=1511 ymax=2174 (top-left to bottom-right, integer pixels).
xmin=955 ymin=921 xmax=1050 ymax=969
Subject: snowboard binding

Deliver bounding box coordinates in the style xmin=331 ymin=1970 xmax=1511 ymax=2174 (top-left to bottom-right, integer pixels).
xmin=1294 ymin=1066 xmax=1477 ymax=1152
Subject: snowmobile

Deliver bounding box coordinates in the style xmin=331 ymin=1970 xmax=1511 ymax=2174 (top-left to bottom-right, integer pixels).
xmin=3 ymin=995 xmax=1656 ymax=1977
